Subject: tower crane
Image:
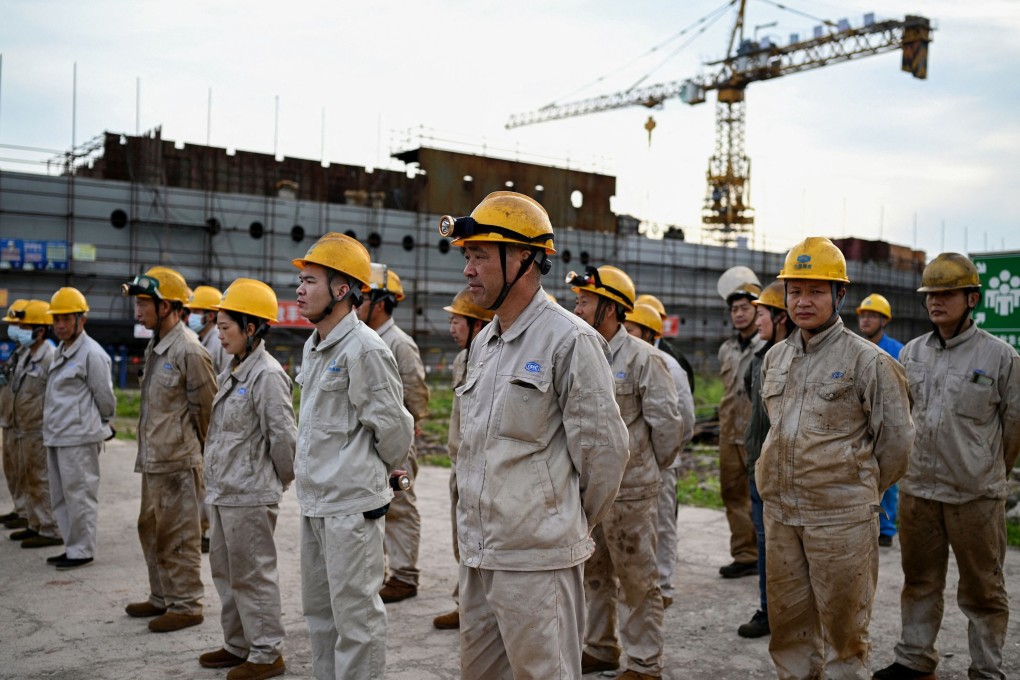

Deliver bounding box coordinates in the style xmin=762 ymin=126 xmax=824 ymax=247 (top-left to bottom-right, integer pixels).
xmin=506 ymin=1 xmax=933 ymax=245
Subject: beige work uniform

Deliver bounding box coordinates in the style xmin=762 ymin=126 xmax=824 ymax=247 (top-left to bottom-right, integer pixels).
xmin=759 ymin=318 xmax=914 ymax=680
xmin=455 ymin=288 xmax=629 ymax=680
xmin=892 ymin=324 xmax=1020 ymax=679
xmin=584 ymin=326 xmax=682 ymax=677
xmin=655 ymin=348 xmax=695 ymax=601
xmin=446 ymin=348 xmax=468 ymax=605
xmin=1 ymin=344 xmax=29 ymax=517
xmin=375 ymin=317 xmax=429 ymax=588
xmin=43 ymin=331 xmax=116 ymax=560
xmin=11 ymin=341 xmax=57 ymax=538
xmin=205 ymin=342 xmax=296 ymax=665
xmin=295 ymin=310 xmax=414 ymax=680
xmin=718 ymin=332 xmax=763 ymax=563
xmin=136 ymin=321 xmax=216 ymax=616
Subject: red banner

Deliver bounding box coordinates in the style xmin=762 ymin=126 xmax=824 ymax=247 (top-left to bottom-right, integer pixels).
xmin=662 ymin=315 xmax=680 ymax=338
xmin=276 ymin=300 xmax=314 ymax=329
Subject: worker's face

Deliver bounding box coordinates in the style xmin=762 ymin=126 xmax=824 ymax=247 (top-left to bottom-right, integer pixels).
xmin=729 ymin=297 xmax=756 ymax=332
xmin=785 ymin=279 xmax=837 ymax=331
xmin=925 ymin=289 xmax=977 ymax=329
xmin=296 ymin=263 xmax=346 ymax=320
xmin=51 ymin=313 xmax=81 ymax=342
xmin=573 ymin=290 xmax=602 ymax=328
xmin=857 ymin=310 xmax=886 ymax=338
xmin=449 ymin=314 xmax=472 ymax=349
xmin=623 ymin=320 xmax=643 ymax=339
xmin=134 ymin=296 xmax=160 ymax=331
xmin=755 ymin=305 xmax=774 ymax=341
xmin=216 ymin=311 xmax=248 ymax=356
xmin=462 ymin=242 xmax=528 ymax=309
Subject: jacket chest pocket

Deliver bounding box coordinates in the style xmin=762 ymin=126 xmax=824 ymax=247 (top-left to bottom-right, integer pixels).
xmin=760 ymin=369 xmax=787 ymax=421
xmin=615 ymin=379 xmax=639 ymax=421
xmin=496 ymin=376 xmax=553 ymax=443
xmin=804 ymin=381 xmax=855 ymax=433
xmin=220 ymin=393 xmax=251 ymax=433
xmin=316 ymin=374 xmax=350 ymax=432
xmin=154 ymin=367 xmax=181 ymax=398
xmin=955 ymin=378 xmax=998 ymax=422
xmin=905 ymin=362 xmax=928 ymax=409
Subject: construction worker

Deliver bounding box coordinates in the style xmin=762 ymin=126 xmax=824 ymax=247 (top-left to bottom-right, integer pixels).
xmin=292 ymin=232 xmax=414 ymax=679
xmin=716 ymin=269 xmax=764 ymax=578
xmin=571 ymin=264 xmax=682 ymax=680
xmin=622 ymin=301 xmax=695 ymax=612
xmin=432 ymin=288 xmax=494 ymax=631
xmin=42 ymin=287 xmax=117 ymax=570
xmin=123 ymin=266 xmax=217 ymax=632
xmin=737 ymin=280 xmax=794 ymax=639
xmin=856 ymin=293 xmax=905 ymax=548
xmin=873 ymin=253 xmax=1020 ymax=680
xmin=6 ymin=300 xmax=61 ymax=549
xmin=759 ymin=237 xmax=914 ymax=679
xmin=635 ymin=293 xmax=696 ymax=395
xmin=199 ymin=278 xmax=295 ymax=680
xmin=439 ymin=191 xmax=629 ymax=679
xmin=357 ymin=263 xmax=430 ymax=604
xmin=188 ymin=285 xmax=230 ymax=374
xmin=1 ymin=299 xmax=30 ymax=531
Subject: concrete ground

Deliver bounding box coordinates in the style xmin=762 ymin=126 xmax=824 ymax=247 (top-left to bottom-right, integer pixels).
xmin=0 ymin=438 xmax=1017 ymax=679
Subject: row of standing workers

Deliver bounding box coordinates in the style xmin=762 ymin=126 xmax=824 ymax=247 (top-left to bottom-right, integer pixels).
xmin=1 ymin=188 xmax=1018 ymax=680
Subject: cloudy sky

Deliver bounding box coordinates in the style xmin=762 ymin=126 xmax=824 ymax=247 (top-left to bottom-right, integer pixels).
xmin=2 ymin=0 xmax=1018 ymax=258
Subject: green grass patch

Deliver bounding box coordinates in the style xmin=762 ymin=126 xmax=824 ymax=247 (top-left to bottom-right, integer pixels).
xmin=1007 ymin=520 xmax=1020 ymax=549
xmin=675 ymin=470 xmax=724 ymax=509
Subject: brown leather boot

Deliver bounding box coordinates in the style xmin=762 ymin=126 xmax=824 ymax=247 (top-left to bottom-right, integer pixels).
xmin=148 ymin=612 xmax=203 ymax=633
xmin=581 ymin=651 xmax=619 ymax=674
xmin=379 ymin=577 xmax=417 ymax=603
xmin=199 ymin=648 xmax=247 ymax=668
xmin=617 ymin=671 xmax=661 ymax=680
xmin=125 ymin=601 xmax=167 ymax=618
xmin=226 ymin=656 xmax=285 ymax=680
xmin=432 ymin=609 xmax=460 ymax=629
xmin=22 ymin=535 xmax=63 ymax=549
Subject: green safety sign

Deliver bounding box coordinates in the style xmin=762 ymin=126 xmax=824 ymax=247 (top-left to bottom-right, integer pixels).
xmin=972 ymin=251 xmax=1020 ymax=352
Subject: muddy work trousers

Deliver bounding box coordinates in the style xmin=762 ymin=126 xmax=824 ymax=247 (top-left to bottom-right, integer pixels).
xmin=383 ymin=448 xmax=420 ymax=587
xmin=656 ymin=465 xmax=680 ymax=600
xmin=719 ymin=439 xmax=757 ymax=563
xmin=3 ymin=426 xmax=26 ymax=516
xmin=301 ymin=513 xmax=387 ymax=680
xmin=584 ymin=495 xmax=665 ymax=676
xmin=19 ymin=434 xmax=58 ymax=537
xmin=137 ymin=468 xmax=204 ymax=615
xmin=765 ymin=514 xmax=879 ymax=680
xmin=893 ymin=494 xmax=1009 ymax=680
xmin=460 ymin=564 xmax=584 ymax=680
xmin=47 ymin=443 xmax=101 ymax=558
xmin=210 ymin=504 xmax=285 ymax=665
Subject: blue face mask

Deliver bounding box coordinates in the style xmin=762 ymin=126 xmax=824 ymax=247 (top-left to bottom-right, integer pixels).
xmin=8 ymin=327 xmax=34 ymax=346
xmin=187 ymin=315 xmax=206 ymax=334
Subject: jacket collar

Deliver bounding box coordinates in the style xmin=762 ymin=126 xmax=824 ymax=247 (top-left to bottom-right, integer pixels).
xmin=374 ymin=317 xmax=395 ymax=336
xmin=150 ymin=321 xmax=186 ymax=356
xmin=790 ymin=316 xmax=845 ymax=354
xmin=57 ymin=330 xmax=90 ymax=359
xmin=230 ymin=342 xmax=266 ymax=383
xmin=311 ymin=309 xmax=360 ymax=353
xmin=493 ymin=287 xmax=550 ymax=344
xmin=926 ymin=319 xmax=979 ymax=350
xmin=608 ymin=324 xmax=630 ymax=357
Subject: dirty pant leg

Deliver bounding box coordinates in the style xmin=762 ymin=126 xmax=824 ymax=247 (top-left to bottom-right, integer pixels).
xmin=3 ymin=427 xmax=26 ymax=514
xmin=765 ymin=516 xmax=878 ymax=680
xmin=655 ymin=465 xmax=680 ymax=599
xmin=460 ymin=565 xmax=584 ymax=680
xmin=21 ymin=434 xmax=59 ymax=537
xmin=879 ymin=484 xmax=898 ymax=537
xmin=137 ymin=469 xmax=204 ymax=614
xmin=719 ymin=440 xmax=757 ymax=563
xmin=301 ymin=513 xmax=386 ymax=680
xmin=46 ymin=443 xmax=100 ymax=559
xmin=384 ymin=449 xmax=420 ymax=586
xmin=584 ymin=522 xmax=621 ymax=666
xmin=749 ymin=478 xmax=767 ymax=614
xmin=896 ymin=495 xmax=1009 ymax=679
xmin=449 ymin=464 xmax=460 ymax=605
xmin=210 ymin=504 xmax=285 ymax=665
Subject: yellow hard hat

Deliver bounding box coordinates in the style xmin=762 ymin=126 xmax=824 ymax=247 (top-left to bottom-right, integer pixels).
xmin=566 ymin=265 xmax=636 ymax=311
xmin=917 ymin=253 xmax=981 ymax=292
xmin=443 ymin=288 xmax=495 ymax=323
xmin=778 ymin=237 xmax=850 ymax=283
xmin=855 ymin=293 xmax=892 ymax=319
xmin=3 ymin=299 xmax=29 ymax=323
xmin=20 ymin=300 xmax=53 ymax=326
xmin=187 ymin=285 xmax=223 ymax=311
xmin=753 ymin=280 xmax=787 ymax=311
xmin=625 ymin=303 xmax=663 ymax=337
xmin=439 ymin=191 xmax=556 ymax=254
xmin=292 ymin=232 xmax=372 ymax=288
xmin=635 ymin=294 xmax=667 ymax=319
xmin=122 ymin=266 xmax=191 ymax=304
xmin=49 ymin=287 xmax=90 ymax=314
xmin=216 ymin=278 xmax=279 ymax=322
xmin=368 ymin=264 xmax=406 ymax=302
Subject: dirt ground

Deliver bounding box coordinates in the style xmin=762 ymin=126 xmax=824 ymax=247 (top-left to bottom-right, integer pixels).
xmin=0 ymin=438 xmax=1017 ymax=679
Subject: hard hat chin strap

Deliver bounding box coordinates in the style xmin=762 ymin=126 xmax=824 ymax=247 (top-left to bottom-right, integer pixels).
xmin=308 ymin=271 xmax=361 ymax=324
xmin=487 ymin=246 xmax=548 ymax=311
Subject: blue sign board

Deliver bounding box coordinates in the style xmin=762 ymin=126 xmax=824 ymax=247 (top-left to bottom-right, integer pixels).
xmin=0 ymin=239 xmax=69 ymax=271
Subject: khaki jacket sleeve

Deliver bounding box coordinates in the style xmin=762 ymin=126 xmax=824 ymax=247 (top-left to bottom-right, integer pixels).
xmin=393 ymin=341 xmax=430 ymax=422
xmin=185 ymin=349 xmax=217 ymax=448
xmin=864 ymin=352 xmax=915 ymax=493
xmin=350 ymin=347 xmax=415 ymax=470
xmin=253 ymin=369 xmax=297 ymax=489
xmin=559 ymin=332 xmax=629 ymax=531
xmin=675 ymin=367 xmax=695 ymax=450
xmin=447 ymin=351 xmax=467 ymax=460
xmin=999 ymin=351 xmax=1020 ymax=471
xmin=85 ymin=349 xmax=116 ymax=424
xmin=641 ymin=352 xmax=683 ymax=470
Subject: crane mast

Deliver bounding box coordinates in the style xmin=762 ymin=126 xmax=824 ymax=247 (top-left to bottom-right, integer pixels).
xmin=506 ymin=5 xmax=933 ymax=244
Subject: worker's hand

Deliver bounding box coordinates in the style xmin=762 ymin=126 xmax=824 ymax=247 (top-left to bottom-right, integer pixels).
xmin=414 ymin=423 xmax=422 ymax=439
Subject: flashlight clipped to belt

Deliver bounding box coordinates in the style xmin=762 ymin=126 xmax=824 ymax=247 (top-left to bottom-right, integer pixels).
xmin=390 ymin=473 xmax=411 ymax=492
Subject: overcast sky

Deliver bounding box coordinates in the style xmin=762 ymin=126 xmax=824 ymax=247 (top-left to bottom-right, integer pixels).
xmin=2 ymin=0 xmax=1018 ymax=258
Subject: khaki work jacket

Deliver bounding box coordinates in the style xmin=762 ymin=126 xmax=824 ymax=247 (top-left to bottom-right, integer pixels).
xmin=294 ymin=310 xmax=414 ymax=517
xmin=659 ymin=348 xmax=695 ymax=454
xmin=718 ymin=333 xmax=764 ymax=444
xmin=758 ymin=318 xmax=914 ymax=526
xmin=455 ymin=288 xmax=629 ymax=571
xmin=43 ymin=332 xmax=116 ymax=447
xmin=0 ymin=345 xmax=29 ymax=427
xmin=608 ymin=326 xmax=683 ymax=500
xmin=136 ymin=322 xmax=216 ymax=473
xmin=447 ymin=348 xmax=468 ymax=460
xmin=204 ymin=343 xmax=297 ymax=506
xmin=11 ymin=341 xmax=54 ymax=436
xmin=201 ymin=325 xmax=230 ymax=376
xmin=375 ymin=318 xmax=430 ymax=423
xmin=900 ymin=324 xmax=1020 ymax=503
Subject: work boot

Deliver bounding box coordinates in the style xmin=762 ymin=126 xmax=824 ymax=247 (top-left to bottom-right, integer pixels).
xmin=148 ymin=612 xmax=204 ymax=633
xmin=379 ymin=577 xmax=417 ymax=603
xmin=879 ymin=534 xmax=894 ymax=547
xmin=432 ymin=609 xmax=460 ymax=629
xmin=199 ymin=648 xmax=247 ymax=669
xmin=871 ymin=662 xmax=936 ymax=679
xmin=0 ymin=511 xmax=19 ymax=523
xmin=54 ymin=556 xmax=93 ymax=571
xmin=581 ymin=651 xmax=619 ymax=674
xmin=5 ymin=517 xmax=29 ymax=530
xmin=125 ymin=601 xmax=168 ymax=618
xmin=719 ymin=560 xmax=757 ymax=578
xmin=737 ymin=609 xmax=771 ymax=638
xmin=22 ymin=535 xmax=63 ymax=549
xmin=662 ymin=596 xmax=673 ymax=609
xmin=226 ymin=656 xmax=285 ymax=680
xmin=202 ymin=536 xmax=210 ymax=554
xmin=9 ymin=528 xmax=39 ymax=541
xmin=46 ymin=552 xmax=67 ymax=564
xmin=617 ymin=671 xmax=661 ymax=680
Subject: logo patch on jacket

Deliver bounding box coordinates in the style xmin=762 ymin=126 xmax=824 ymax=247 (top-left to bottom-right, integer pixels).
xmin=237 ymin=387 xmax=247 ymax=396
xmin=615 ymin=371 xmax=627 ymax=379
xmin=163 ymin=362 xmax=173 ymax=371
xmin=831 ymin=371 xmax=845 ymax=379
xmin=524 ymin=361 xmax=541 ymax=373
xmin=326 ymin=359 xmax=342 ymax=373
